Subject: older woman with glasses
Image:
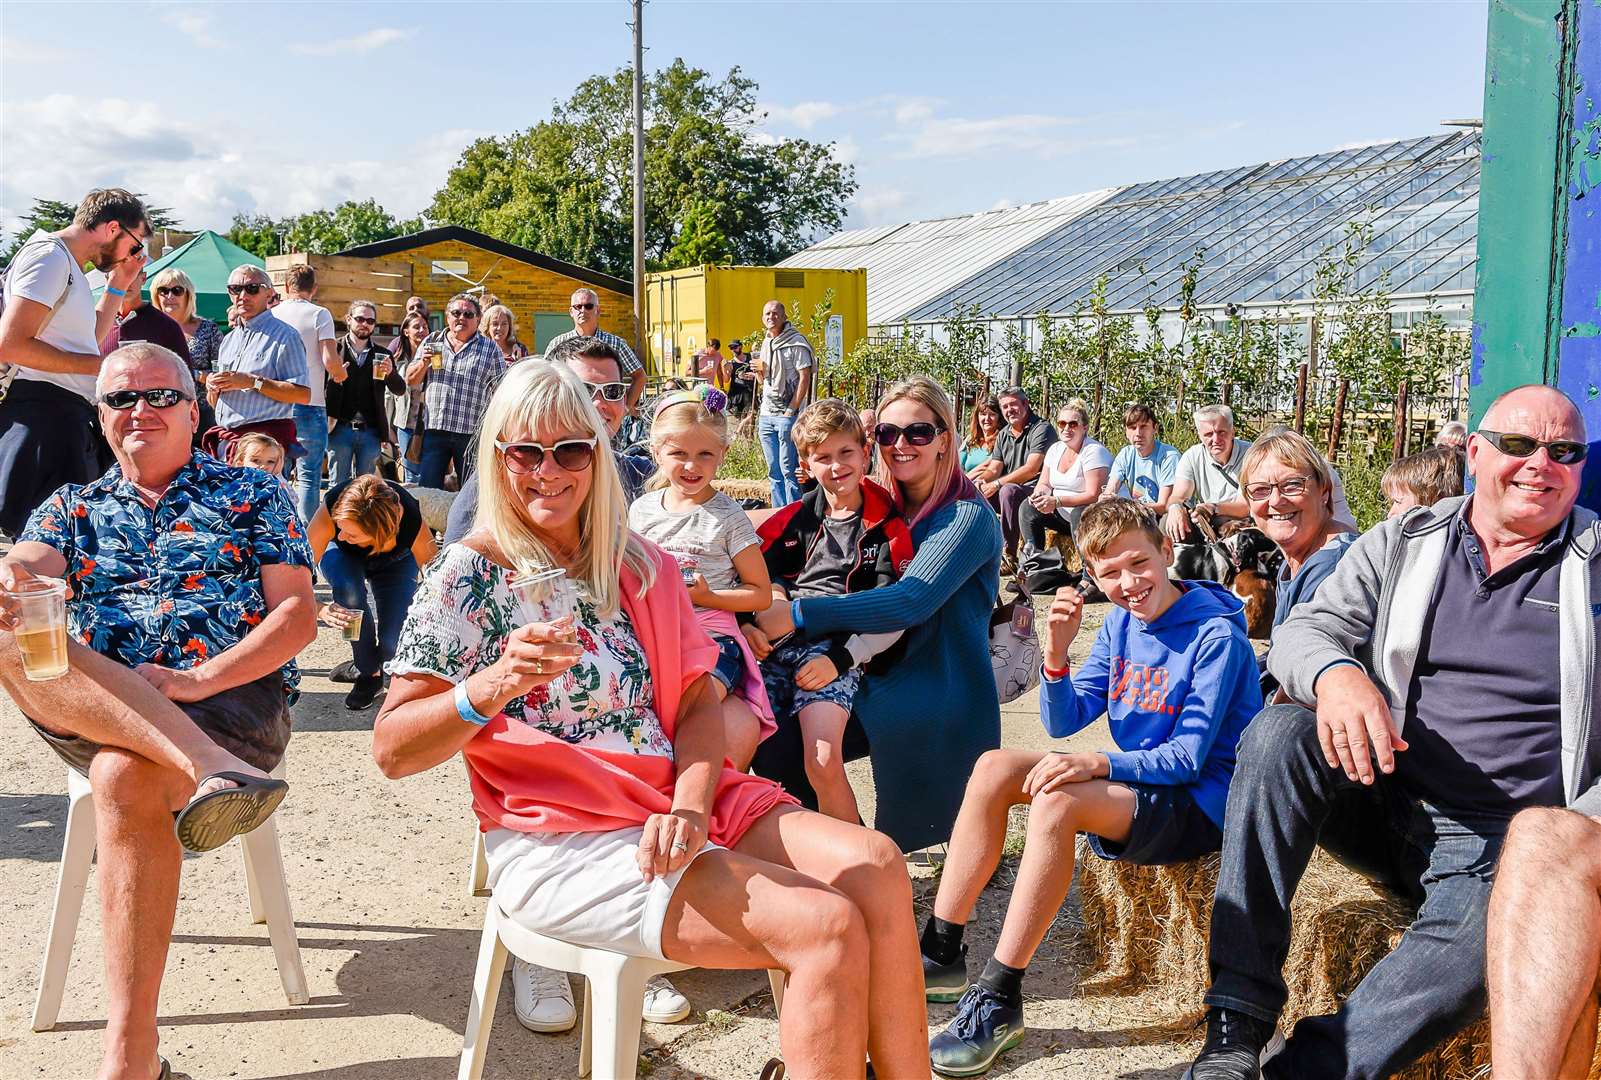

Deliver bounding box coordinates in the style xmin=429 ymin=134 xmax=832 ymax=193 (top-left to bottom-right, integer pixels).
xmin=483 ymin=304 xmax=529 ymax=364
xmin=151 ymin=267 xmax=221 ymax=434
xmin=376 ymin=360 xmax=930 ymax=1078
xmin=1017 ymin=398 xmax=1110 ymax=558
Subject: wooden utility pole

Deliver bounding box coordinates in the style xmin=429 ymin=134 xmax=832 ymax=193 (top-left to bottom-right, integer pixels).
xmin=631 ymin=0 xmax=646 ymax=364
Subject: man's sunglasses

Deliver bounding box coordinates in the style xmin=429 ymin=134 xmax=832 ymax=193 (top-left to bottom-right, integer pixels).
xmin=571 ymin=302 xmax=597 ymax=311
xmin=226 ymin=282 xmax=271 ymax=297
xmin=447 ymin=307 xmax=479 ymax=319
xmin=349 ymin=314 xmax=377 ymax=325
xmin=100 ymin=388 xmax=193 ymax=410
xmin=582 ymin=380 xmax=628 ymax=402
xmin=1477 ymin=429 xmax=1588 ymax=465
xmin=495 ymin=437 xmax=598 ymax=474
xmin=118 ymin=223 xmax=145 ymax=258
xmin=873 ymin=421 xmax=944 ymax=447
xmin=155 ymin=285 xmax=187 ymax=298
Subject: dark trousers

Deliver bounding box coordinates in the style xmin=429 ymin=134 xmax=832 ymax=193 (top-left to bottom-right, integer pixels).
xmin=319 ymin=547 xmax=420 ymax=679
xmin=419 ymin=429 xmax=473 ymax=489
xmin=1017 ymin=498 xmax=1072 ymax=553
xmin=0 ymin=380 xmax=100 ymax=537
xmin=1205 ymin=704 xmax=1506 ymax=1080
xmin=989 ymin=482 xmax=1031 ymax=555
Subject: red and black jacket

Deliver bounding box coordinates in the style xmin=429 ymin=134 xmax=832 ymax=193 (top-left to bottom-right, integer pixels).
xmin=749 ymin=478 xmax=917 ymax=675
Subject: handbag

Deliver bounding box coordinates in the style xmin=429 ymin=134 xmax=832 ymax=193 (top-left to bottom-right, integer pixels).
xmin=404 ymin=428 xmax=425 ymax=467
xmin=989 ymin=589 xmax=1042 ymax=705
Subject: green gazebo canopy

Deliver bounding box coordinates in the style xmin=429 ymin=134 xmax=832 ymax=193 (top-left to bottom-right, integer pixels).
xmin=131 ymin=230 xmax=265 ymax=324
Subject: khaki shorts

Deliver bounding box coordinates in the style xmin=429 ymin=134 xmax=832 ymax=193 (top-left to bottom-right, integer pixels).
xmin=27 ymin=671 xmax=290 ymax=776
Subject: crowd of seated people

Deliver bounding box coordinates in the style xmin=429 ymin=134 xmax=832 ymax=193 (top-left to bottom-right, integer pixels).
xmin=1 ymin=205 xmax=1592 ymax=1080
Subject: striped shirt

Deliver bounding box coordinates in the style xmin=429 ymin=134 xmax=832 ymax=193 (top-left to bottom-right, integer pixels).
xmin=215 ymin=310 xmax=309 ymax=428
xmin=422 ymin=330 xmax=505 ymax=435
xmin=544 ymin=327 xmax=642 ymax=375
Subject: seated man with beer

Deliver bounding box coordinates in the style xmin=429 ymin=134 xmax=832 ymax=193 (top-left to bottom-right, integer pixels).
xmin=0 ymin=342 xmax=317 ymax=1080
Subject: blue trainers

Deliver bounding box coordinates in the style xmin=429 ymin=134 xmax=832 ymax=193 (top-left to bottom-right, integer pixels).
xmin=923 ymin=944 xmax=968 ymax=1002
xmin=929 ymin=984 xmax=1025 ymax=1077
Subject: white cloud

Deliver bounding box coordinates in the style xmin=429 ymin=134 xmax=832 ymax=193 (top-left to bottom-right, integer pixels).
xmin=161 ymin=7 xmax=223 ymax=49
xmin=895 ymin=113 xmax=1137 ymax=161
xmin=888 ymin=96 xmax=943 ymax=125
xmin=831 ymin=136 xmax=860 ymax=166
xmin=0 ymin=36 xmax=72 ymax=66
xmin=760 ymin=101 xmax=844 ymax=130
xmin=292 ymin=27 xmax=417 ymax=57
xmin=0 ymin=94 xmax=485 ymax=235
xmin=851 ymin=187 xmax=910 ymax=225
xmin=989 ymin=198 xmax=1017 ymax=211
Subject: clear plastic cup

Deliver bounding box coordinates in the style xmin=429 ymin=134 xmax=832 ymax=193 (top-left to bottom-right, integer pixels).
xmin=339 ymin=607 xmax=364 ymax=641
xmin=6 ymin=578 xmax=69 ymax=682
xmin=678 ymin=557 xmax=699 ymax=587
xmin=509 ymin=567 xmax=577 ymax=626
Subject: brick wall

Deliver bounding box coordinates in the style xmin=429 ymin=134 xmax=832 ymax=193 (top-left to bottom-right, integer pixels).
xmin=392 ymin=240 xmax=635 ymax=345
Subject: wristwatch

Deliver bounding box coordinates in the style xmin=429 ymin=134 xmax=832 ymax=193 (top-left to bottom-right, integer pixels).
xmin=253 ymin=376 xmax=264 ymax=391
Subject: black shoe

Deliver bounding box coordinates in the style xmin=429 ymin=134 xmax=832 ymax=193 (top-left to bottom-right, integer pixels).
xmin=923 ymin=944 xmax=969 ymax=1002
xmin=344 ymin=675 xmax=384 ymax=711
xmin=1184 ymin=1008 xmax=1285 ymax=1080
xmin=329 ymin=659 xmax=361 ymax=683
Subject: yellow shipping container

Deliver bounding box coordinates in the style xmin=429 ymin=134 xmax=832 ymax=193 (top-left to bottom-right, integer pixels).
xmin=643 ymin=265 xmax=867 ymax=381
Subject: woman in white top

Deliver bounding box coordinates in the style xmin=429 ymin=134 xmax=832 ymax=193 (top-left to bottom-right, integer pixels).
xmin=1017 ymin=398 xmax=1111 ymax=555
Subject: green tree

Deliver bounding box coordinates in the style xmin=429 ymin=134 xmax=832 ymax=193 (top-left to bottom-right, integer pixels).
xmin=225 ymin=199 xmax=422 ymax=260
xmin=428 ymin=60 xmax=856 ymax=277
xmin=3 ymin=195 xmax=181 ymax=266
xmin=225 ymin=213 xmax=284 ymax=261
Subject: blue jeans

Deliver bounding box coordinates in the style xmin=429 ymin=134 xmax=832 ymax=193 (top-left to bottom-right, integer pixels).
xmin=327 ymin=421 xmax=383 ymax=488
xmin=758 ymin=413 xmax=800 ymax=506
xmin=1205 ymin=704 xmax=1504 ymax=1080
xmin=419 ymin=429 xmax=473 ymax=490
xmin=292 ymin=404 xmax=328 ymax=523
xmin=319 ymin=546 xmax=420 ymax=679
xmin=395 ymin=428 xmax=420 ymax=484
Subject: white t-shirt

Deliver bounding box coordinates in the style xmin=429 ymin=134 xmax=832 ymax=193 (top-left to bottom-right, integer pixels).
xmin=5 ymin=232 xmax=99 ymax=402
xmin=274 ymin=298 xmax=335 ymax=407
xmin=627 ymin=489 xmax=761 ymax=593
xmin=1176 ymin=439 xmax=1252 ymax=507
xmin=1041 ymin=438 xmax=1113 ymax=499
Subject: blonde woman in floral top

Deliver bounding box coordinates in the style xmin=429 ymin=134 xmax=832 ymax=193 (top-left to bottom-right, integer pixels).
xmin=375 ymin=360 xmax=930 ymax=1078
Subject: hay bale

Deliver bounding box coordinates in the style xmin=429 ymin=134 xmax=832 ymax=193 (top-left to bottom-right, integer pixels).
xmin=409 ymin=485 xmax=456 ymax=535
xmin=1072 ymin=846 xmax=1599 ymax=1079
xmin=713 ymin=477 xmax=770 ymax=505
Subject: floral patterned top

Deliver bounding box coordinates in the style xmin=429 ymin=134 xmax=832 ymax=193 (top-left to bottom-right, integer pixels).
xmin=388 ymin=545 xmax=673 ymax=758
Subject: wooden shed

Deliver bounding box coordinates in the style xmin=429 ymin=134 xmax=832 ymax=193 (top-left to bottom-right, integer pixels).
xmin=339 ymin=226 xmax=634 ymax=351
xmin=265 ymin=253 xmax=413 ymax=327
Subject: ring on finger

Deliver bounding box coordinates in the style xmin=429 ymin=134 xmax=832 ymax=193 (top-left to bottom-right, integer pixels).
xmin=671 ymin=840 xmax=689 ymax=852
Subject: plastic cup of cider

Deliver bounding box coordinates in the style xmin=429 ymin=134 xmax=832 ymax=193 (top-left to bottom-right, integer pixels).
xmin=509 ymin=566 xmax=577 ymax=627
xmin=7 ymin=578 xmax=69 ymax=681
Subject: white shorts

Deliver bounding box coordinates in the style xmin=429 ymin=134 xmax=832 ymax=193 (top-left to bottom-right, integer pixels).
xmin=485 ymin=825 xmax=721 ymax=960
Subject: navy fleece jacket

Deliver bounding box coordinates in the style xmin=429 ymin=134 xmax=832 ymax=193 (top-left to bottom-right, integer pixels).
xmin=1040 ymin=578 xmax=1262 ymax=827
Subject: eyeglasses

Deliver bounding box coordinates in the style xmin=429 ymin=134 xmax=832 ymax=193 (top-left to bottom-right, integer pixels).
xmin=1243 ymin=475 xmax=1312 ymax=501
xmin=1477 ymin=429 xmax=1588 ymax=465
xmin=226 ymin=282 xmax=271 ymax=297
xmin=447 ymin=307 xmax=478 ymax=319
xmin=349 ymin=315 xmax=376 ymax=325
xmin=117 ymin=223 xmax=146 ymax=258
xmin=582 ymin=380 xmax=629 ymax=402
xmin=155 ymin=285 xmax=187 ymax=298
xmin=1057 ymin=418 xmax=1082 ymax=429
xmin=495 ymin=437 xmax=598 ymax=474
xmin=571 ymin=302 xmax=597 ymax=311
xmin=873 ymin=421 xmax=944 ymax=447
xmin=100 ymin=388 xmax=193 ymax=410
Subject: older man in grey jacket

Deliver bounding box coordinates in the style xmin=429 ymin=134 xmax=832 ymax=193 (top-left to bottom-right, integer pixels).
xmin=1186 ymin=383 xmax=1599 ymax=1080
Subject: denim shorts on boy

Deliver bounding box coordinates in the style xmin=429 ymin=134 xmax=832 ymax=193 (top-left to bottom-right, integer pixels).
xmin=1086 ymin=781 xmax=1222 ymax=865
xmin=708 ymin=632 xmax=746 ymax=692
xmin=761 ymin=639 xmax=861 ymax=717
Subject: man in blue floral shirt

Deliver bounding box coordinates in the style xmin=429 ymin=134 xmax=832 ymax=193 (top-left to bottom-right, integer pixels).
xmin=0 ymin=341 xmax=317 ymax=1080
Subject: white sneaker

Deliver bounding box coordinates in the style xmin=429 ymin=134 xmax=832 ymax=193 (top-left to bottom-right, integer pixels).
xmin=641 ymin=975 xmax=691 ymax=1024
xmin=511 ymin=958 xmax=576 ymax=1033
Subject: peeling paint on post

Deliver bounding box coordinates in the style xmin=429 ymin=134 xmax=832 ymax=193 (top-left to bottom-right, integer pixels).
xmin=1475 ymin=0 xmax=1601 ymax=508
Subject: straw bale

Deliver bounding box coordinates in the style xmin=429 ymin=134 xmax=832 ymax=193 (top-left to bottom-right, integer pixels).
xmin=712 ymin=478 xmax=770 ymax=505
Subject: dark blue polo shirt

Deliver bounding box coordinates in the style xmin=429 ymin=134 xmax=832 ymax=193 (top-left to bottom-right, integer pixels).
xmin=1398 ymin=499 xmax=1567 ymax=815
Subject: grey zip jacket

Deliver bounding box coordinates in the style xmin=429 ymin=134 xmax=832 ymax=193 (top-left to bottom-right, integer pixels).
xmin=1267 ymin=495 xmax=1601 ymax=814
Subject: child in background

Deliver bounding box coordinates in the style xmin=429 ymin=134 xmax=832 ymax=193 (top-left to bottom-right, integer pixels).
xmin=229 ymin=433 xmax=299 ymax=511
xmin=920 ymin=498 xmax=1263 ymax=1077
xmin=627 ymin=387 xmax=775 ymax=769
xmin=1381 ymin=445 xmax=1464 ymax=518
xmin=743 ymin=399 xmax=915 ymax=823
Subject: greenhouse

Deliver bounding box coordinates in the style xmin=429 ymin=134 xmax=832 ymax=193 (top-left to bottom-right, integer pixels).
xmin=785 ymin=128 xmax=1479 ymax=340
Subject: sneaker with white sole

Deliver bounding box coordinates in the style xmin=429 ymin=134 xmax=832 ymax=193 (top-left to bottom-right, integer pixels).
xmin=642 ymin=975 xmax=691 ymax=1023
xmin=1182 ymin=1007 xmax=1285 ymax=1079
xmin=512 ymin=958 xmax=576 ymax=1033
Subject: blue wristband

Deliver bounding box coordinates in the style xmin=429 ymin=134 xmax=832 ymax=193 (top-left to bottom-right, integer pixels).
xmin=454 ymin=680 xmax=493 ymax=727
xmin=790 ymin=599 xmax=804 ymax=633
xmin=105 ymin=286 xmax=127 ymax=298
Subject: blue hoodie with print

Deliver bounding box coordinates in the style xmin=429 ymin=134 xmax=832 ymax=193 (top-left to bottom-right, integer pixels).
xmin=1040 ymin=578 xmax=1263 ymax=828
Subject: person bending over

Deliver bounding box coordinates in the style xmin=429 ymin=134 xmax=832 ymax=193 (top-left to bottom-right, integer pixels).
xmin=922 ymin=498 xmax=1262 ymax=1077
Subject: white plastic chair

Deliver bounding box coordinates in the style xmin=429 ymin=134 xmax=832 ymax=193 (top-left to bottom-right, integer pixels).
xmin=32 ymin=761 xmax=309 ymax=1032
xmin=460 ymin=831 xmax=785 ymax=1080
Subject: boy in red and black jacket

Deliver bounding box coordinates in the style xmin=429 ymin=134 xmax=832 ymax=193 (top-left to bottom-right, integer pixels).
xmin=740 ymin=399 xmax=915 ymax=822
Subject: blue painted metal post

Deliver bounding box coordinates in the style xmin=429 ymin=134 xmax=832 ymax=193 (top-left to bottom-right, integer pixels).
xmin=1475 ymin=0 xmax=1601 ymax=509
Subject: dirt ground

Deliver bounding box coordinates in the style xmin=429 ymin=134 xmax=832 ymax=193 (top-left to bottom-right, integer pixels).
xmin=0 ymin=599 xmax=1206 ymax=1079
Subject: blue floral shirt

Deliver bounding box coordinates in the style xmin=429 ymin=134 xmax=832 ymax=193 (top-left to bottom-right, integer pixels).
xmin=20 ymin=451 xmax=315 ymax=696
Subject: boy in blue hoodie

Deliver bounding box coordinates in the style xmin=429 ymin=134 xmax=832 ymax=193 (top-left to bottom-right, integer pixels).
xmin=922 ymin=497 xmax=1263 ymax=1077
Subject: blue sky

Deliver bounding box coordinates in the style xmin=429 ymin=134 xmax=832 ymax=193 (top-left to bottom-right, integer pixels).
xmin=0 ymin=0 xmax=1488 ymax=243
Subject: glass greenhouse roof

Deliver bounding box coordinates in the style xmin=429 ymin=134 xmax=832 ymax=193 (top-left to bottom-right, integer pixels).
xmin=787 ymin=131 xmax=1479 ymax=325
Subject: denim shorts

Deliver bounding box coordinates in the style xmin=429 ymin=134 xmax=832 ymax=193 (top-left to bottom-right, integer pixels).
xmin=761 ymin=639 xmax=861 ymax=717
xmin=1087 ymin=781 xmax=1223 ymax=865
xmin=707 ymin=633 xmax=745 ymax=692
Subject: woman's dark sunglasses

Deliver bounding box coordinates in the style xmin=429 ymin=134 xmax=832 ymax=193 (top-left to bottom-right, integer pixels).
xmin=155 ymin=285 xmax=187 ymax=297
xmin=873 ymin=421 xmax=944 ymax=447
xmin=495 ymin=437 xmax=598 ymax=473
xmin=226 ymin=282 xmax=271 ymax=297
xmin=582 ymin=380 xmax=629 ymax=402
xmin=1477 ymin=429 xmax=1587 ymax=465
xmin=100 ymin=388 xmax=192 ymax=410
